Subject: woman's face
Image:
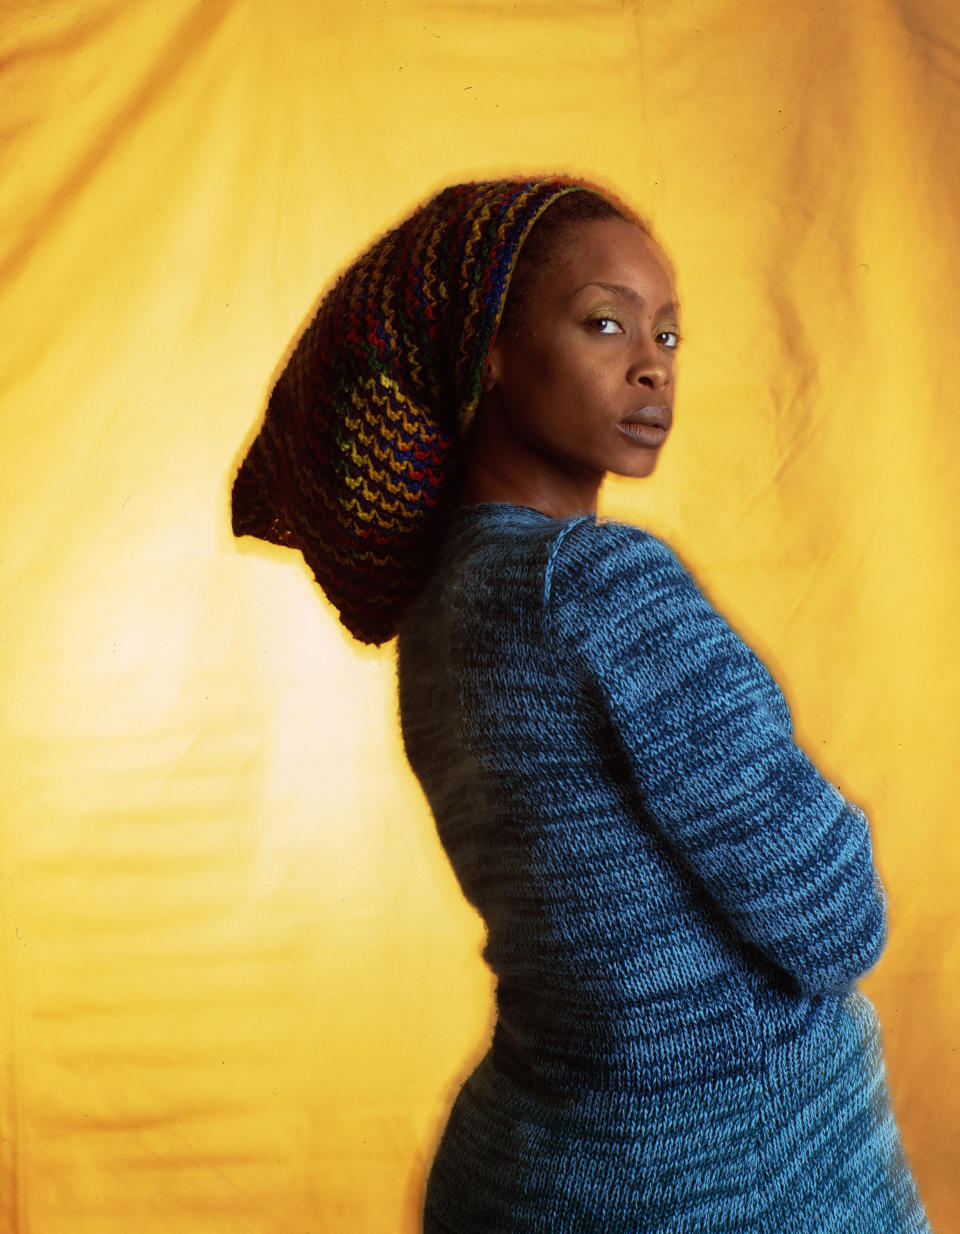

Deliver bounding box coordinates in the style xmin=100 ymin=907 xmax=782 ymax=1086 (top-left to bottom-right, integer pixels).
xmin=480 ymin=218 xmax=680 ymax=503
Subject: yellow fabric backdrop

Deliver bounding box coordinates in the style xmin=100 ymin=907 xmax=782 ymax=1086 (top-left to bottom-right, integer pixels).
xmin=2 ymin=1 xmax=957 ymax=1229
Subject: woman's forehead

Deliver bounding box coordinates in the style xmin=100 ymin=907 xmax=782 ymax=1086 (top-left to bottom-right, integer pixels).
xmin=545 ymin=219 xmax=677 ymax=303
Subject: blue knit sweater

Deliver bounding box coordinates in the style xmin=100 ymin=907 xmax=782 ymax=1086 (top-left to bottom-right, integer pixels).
xmin=396 ymin=502 xmax=931 ymax=1234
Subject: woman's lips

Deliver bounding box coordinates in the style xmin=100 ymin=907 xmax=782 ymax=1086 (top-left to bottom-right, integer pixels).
xmin=618 ymin=421 xmax=668 ymax=446
xmin=618 ymin=404 xmax=671 ymax=446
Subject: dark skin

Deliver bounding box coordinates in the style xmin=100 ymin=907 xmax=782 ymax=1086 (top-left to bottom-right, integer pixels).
xmin=460 ymin=218 xmax=681 ymax=518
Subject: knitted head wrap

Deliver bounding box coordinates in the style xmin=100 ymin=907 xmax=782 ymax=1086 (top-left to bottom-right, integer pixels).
xmin=231 ymin=176 xmax=629 ymax=644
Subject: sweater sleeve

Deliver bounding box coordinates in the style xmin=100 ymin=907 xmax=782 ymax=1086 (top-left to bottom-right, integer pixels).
xmin=547 ymin=517 xmax=888 ymax=997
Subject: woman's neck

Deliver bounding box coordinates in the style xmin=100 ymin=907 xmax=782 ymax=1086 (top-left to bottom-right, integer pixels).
xmin=459 ymin=412 xmax=601 ymax=519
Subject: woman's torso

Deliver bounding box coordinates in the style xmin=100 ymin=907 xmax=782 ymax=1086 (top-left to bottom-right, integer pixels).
xmin=395 ymin=502 xmax=929 ymax=1233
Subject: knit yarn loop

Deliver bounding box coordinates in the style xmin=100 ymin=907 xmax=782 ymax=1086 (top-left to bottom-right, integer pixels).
xmin=230 ymin=176 xmax=623 ymax=644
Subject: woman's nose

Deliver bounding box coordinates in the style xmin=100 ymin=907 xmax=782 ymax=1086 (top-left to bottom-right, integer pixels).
xmin=627 ymin=340 xmax=670 ymax=390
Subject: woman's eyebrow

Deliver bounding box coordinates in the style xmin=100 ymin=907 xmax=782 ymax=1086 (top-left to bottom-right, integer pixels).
xmin=573 ymin=282 xmax=680 ymax=317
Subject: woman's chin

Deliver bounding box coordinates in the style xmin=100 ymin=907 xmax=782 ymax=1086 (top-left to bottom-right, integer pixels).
xmin=610 ymin=455 xmax=661 ymax=481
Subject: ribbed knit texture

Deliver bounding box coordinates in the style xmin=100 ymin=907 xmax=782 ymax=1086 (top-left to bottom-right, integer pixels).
xmin=396 ymin=502 xmax=932 ymax=1234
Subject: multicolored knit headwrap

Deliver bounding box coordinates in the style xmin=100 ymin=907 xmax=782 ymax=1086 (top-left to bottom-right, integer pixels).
xmin=231 ymin=176 xmax=629 ymax=645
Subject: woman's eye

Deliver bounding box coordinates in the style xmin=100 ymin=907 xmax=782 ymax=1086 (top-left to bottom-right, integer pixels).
xmin=657 ymin=329 xmax=681 ymax=349
xmin=588 ymin=316 xmax=623 ymax=335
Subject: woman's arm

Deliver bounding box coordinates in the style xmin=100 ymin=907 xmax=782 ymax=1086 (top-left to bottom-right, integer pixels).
xmin=547 ymin=518 xmax=888 ymax=997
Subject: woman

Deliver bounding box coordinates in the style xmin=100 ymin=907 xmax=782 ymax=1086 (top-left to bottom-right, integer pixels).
xmin=231 ymin=177 xmax=932 ymax=1232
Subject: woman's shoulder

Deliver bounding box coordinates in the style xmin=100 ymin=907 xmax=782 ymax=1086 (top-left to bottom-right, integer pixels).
xmin=541 ymin=513 xmax=749 ymax=682
xmin=434 ymin=503 xmax=703 ymax=628
xmin=548 ymin=511 xmax=678 ymax=559
xmin=544 ymin=512 xmax=697 ymax=610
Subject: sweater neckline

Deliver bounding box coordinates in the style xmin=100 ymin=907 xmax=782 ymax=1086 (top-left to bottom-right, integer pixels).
xmin=451 ymin=502 xmax=564 ymax=523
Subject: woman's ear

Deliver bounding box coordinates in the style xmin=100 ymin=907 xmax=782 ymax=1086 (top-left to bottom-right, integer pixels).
xmin=482 ymin=336 xmax=505 ymax=392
